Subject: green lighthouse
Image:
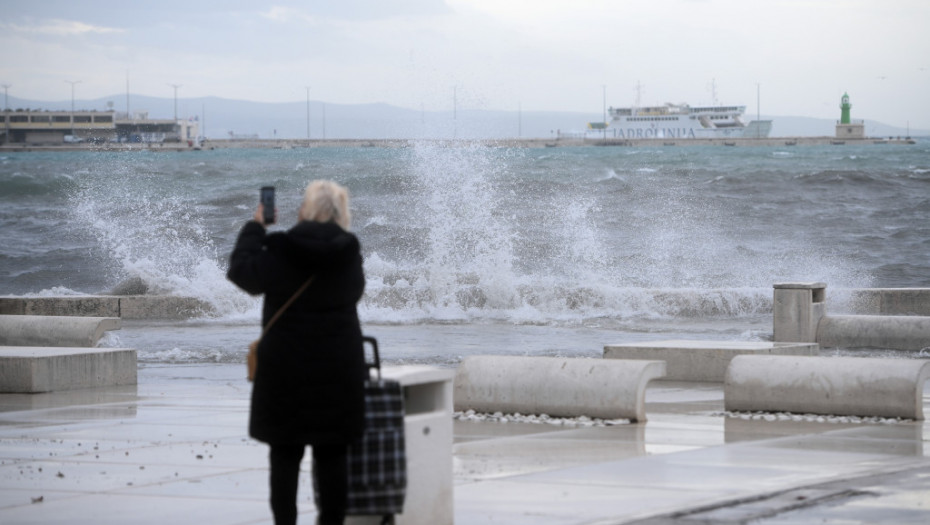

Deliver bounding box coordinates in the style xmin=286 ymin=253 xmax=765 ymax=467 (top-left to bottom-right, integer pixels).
xmin=840 ymin=92 xmax=852 ymax=124
xmin=835 ymin=91 xmax=863 ymax=139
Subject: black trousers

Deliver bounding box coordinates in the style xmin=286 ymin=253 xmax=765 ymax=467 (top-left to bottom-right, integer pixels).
xmin=269 ymin=442 xmax=348 ymax=525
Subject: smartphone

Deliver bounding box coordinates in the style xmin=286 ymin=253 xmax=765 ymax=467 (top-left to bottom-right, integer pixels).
xmin=260 ymin=186 xmax=275 ymax=225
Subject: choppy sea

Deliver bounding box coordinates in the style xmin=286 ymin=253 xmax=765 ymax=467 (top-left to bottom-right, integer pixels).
xmin=1 ymin=141 xmax=928 ymax=364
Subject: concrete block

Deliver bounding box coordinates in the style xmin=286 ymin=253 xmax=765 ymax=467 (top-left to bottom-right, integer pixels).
xmin=846 ymin=289 xmax=930 ymax=316
xmin=0 ymin=298 xmax=24 ymax=315
xmin=724 ymin=355 xmax=930 ymax=420
xmin=877 ymin=289 xmax=930 ymax=316
xmin=0 ymin=315 xmax=120 ymax=347
xmin=0 ymin=296 xmax=213 ymax=319
xmin=845 ymin=289 xmax=882 ymax=315
xmin=818 ymin=315 xmax=930 ymax=351
xmin=0 ymin=347 xmax=137 ymax=393
xmin=604 ymin=340 xmax=818 ymax=382
xmin=0 ymin=296 xmax=120 ymax=317
xmin=118 ymin=296 xmax=213 ymax=320
xmin=453 ymin=356 xmax=665 ymax=422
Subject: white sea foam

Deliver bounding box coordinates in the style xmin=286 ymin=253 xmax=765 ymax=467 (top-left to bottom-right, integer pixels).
xmin=18 ymin=144 xmax=893 ymax=330
xmin=138 ymin=346 xmax=237 ymax=363
xmin=364 ymin=215 xmax=388 ymax=227
xmin=67 ymin=161 xmax=253 ymax=318
xmin=351 ymin=139 xmax=873 ymax=325
xmin=34 ymin=286 xmax=85 ymax=296
xmin=598 ymin=168 xmax=624 ymax=182
xmin=4 ymin=144 xmax=920 ymax=364
xmin=720 ymin=411 xmax=911 ymax=425
xmin=454 ymin=409 xmax=630 ymax=427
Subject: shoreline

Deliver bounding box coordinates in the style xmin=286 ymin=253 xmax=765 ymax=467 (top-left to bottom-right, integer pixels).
xmin=0 ymin=135 xmax=920 ymax=152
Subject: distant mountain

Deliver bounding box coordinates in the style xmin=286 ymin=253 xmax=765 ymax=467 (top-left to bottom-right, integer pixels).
xmin=5 ymin=95 xmax=925 ymax=140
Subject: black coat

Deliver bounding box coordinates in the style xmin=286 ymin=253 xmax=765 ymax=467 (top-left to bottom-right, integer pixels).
xmin=227 ymin=220 xmax=367 ymax=445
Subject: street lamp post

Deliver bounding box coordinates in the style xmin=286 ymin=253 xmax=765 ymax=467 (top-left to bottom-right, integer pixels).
xmin=1 ymin=83 xmax=9 ymax=145
xmin=168 ymin=84 xmax=181 ymax=122
xmin=305 ymin=86 xmax=311 ymax=141
xmin=602 ymin=85 xmax=607 ymax=141
xmin=756 ymin=83 xmax=761 ymax=139
xmin=65 ymin=80 xmax=81 ymax=136
xmin=168 ymin=84 xmax=181 ymax=141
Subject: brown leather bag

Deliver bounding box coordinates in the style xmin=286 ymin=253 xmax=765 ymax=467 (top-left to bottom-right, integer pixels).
xmin=247 ymin=276 xmax=315 ymax=382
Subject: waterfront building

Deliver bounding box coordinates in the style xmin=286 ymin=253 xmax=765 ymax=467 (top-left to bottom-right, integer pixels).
xmin=0 ymin=109 xmax=199 ymax=145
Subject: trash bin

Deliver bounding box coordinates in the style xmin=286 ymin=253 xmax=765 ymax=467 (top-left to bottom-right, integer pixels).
xmin=773 ymin=282 xmax=826 ymax=343
xmin=346 ymin=365 xmax=454 ymax=525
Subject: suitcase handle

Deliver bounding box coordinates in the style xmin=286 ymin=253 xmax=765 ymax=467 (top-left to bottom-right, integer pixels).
xmin=362 ymin=336 xmax=381 ymax=379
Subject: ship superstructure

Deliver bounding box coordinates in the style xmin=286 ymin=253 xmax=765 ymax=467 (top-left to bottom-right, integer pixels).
xmin=590 ymin=103 xmax=771 ymax=139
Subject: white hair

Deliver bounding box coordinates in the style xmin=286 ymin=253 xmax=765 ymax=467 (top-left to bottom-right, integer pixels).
xmin=299 ymin=180 xmax=351 ymax=229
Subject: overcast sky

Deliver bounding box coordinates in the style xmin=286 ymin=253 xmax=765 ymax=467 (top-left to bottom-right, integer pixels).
xmin=2 ymin=0 xmax=928 ymax=127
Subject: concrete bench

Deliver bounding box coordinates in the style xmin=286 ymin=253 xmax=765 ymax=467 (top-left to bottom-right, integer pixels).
xmin=0 ymin=347 xmax=137 ymax=393
xmin=453 ymin=356 xmax=666 ymax=422
xmin=724 ymin=355 xmax=930 ymax=420
xmin=604 ymin=340 xmax=818 ymax=382
xmin=0 ymin=315 xmax=121 ymax=347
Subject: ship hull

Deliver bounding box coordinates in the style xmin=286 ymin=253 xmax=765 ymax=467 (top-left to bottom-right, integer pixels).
xmin=604 ymin=118 xmax=772 ymax=140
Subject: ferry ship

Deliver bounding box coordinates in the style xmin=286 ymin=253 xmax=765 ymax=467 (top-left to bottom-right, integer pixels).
xmin=589 ymin=103 xmax=772 ymax=139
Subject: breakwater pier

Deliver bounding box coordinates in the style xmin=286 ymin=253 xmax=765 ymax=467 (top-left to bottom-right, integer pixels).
xmin=0 ymin=135 xmax=919 ymax=152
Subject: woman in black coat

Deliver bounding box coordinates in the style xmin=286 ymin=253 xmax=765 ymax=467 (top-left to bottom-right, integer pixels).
xmin=228 ymin=180 xmax=367 ymax=525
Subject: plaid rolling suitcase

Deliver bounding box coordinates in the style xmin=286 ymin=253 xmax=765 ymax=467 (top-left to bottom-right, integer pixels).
xmin=314 ymin=336 xmax=406 ymax=524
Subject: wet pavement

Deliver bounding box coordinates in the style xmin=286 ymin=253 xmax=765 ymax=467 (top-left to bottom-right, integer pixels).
xmin=0 ymin=363 xmax=928 ymax=524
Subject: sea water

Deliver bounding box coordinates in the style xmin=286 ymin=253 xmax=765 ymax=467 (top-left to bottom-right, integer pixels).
xmin=1 ymin=141 xmax=928 ymax=364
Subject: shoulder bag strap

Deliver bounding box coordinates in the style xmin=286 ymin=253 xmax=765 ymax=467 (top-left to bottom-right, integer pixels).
xmin=259 ymin=275 xmax=315 ymax=339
